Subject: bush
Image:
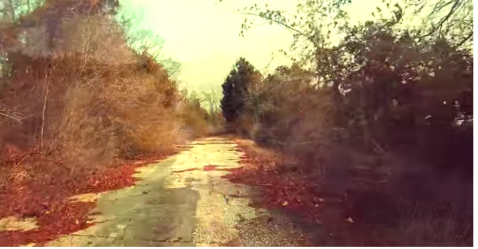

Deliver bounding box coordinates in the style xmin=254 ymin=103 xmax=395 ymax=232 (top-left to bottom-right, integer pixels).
xmin=222 ymin=1 xmax=473 ymax=245
xmin=0 ymin=1 xmax=207 ymax=186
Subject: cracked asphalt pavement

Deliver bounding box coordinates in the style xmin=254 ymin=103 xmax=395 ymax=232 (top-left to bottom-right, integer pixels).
xmin=45 ymin=136 xmax=310 ymax=246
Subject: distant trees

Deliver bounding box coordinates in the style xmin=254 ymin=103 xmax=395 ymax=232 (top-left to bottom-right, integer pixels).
xmin=179 ymin=89 xmax=210 ymax=137
xmin=202 ymin=88 xmax=220 ymax=123
xmin=220 ymin=57 xmax=260 ymax=127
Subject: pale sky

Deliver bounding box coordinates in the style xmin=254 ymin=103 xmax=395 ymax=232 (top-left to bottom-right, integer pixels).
xmin=118 ymin=0 xmax=394 ymax=93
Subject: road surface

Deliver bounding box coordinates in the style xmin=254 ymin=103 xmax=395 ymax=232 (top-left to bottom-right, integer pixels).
xmin=45 ymin=137 xmax=310 ymax=246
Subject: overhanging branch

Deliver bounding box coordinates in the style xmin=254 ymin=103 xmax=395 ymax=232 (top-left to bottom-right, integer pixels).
xmin=454 ymin=31 xmax=473 ymax=49
xmin=235 ymin=12 xmax=319 ymax=47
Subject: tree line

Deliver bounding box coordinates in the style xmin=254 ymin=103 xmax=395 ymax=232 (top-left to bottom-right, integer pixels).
xmin=219 ymin=0 xmax=472 ymax=245
xmin=220 ymin=0 xmax=472 ymax=165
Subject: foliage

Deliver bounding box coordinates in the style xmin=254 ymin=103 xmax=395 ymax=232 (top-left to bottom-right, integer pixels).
xmin=0 ymin=0 xmax=207 ymax=187
xmin=220 ymin=57 xmax=261 ymax=130
xmin=179 ymin=89 xmax=210 ymax=137
xmin=220 ymin=0 xmax=473 ymax=245
xmin=229 ymin=0 xmax=472 ymax=148
xmin=404 ymin=0 xmax=473 ymax=49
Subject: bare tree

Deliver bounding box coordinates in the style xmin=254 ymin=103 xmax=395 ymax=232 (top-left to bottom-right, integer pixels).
xmin=202 ymin=88 xmax=220 ymax=122
xmin=117 ymin=7 xmax=182 ymax=76
xmin=411 ymin=0 xmax=473 ymax=48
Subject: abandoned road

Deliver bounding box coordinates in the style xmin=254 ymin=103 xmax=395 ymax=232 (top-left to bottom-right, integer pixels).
xmin=43 ymin=137 xmax=310 ymax=246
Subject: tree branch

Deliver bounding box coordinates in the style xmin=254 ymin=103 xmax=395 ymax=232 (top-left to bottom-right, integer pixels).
xmin=41 ymin=70 xmax=52 ymax=151
xmin=7 ymin=0 xmax=16 ymax=22
xmin=0 ymin=103 xmax=25 ymax=123
xmin=236 ymin=12 xmax=318 ymax=47
xmin=454 ymin=31 xmax=473 ymax=49
xmin=0 ymin=111 xmax=22 ymax=122
xmin=419 ymin=0 xmax=464 ymax=39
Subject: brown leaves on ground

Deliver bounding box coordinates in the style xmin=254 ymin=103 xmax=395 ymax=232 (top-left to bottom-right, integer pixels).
xmin=225 ymin=140 xmax=389 ymax=246
xmin=225 ymin=139 xmax=324 ymax=224
xmin=0 ymin=201 xmax=95 ymax=247
xmin=228 ymin=139 xmax=473 ymax=246
xmin=0 ymin=152 xmax=175 ymax=247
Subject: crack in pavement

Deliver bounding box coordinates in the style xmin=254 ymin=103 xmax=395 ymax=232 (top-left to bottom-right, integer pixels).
xmin=44 ymin=136 xmax=311 ymax=246
xmin=69 ymin=234 xmax=193 ymax=244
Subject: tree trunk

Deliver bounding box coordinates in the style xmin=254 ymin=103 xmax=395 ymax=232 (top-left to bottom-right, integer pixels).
xmin=7 ymin=0 xmax=16 ymax=22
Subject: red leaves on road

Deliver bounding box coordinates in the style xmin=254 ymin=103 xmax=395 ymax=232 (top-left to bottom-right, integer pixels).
xmin=0 ymin=162 xmax=146 ymax=246
xmin=222 ymin=145 xmax=324 ymax=224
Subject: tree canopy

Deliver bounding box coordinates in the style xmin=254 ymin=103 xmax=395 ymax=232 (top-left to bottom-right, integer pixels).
xmin=220 ymin=57 xmax=260 ymax=124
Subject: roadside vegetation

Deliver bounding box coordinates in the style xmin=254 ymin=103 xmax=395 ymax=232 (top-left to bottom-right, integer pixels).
xmin=0 ymin=0 xmax=472 ymax=246
xmin=0 ymin=0 xmax=219 ymax=245
xmin=219 ymin=0 xmax=473 ymax=246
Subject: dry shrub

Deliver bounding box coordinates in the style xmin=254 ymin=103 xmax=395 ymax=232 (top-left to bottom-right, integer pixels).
xmin=178 ymin=91 xmax=211 ymax=138
xmin=0 ymin=2 xmax=205 ymax=189
xmin=235 ymin=44 xmax=472 ymax=246
xmin=206 ymin=114 xmax=227 ymax=136
xmin=55 ymin=84 xmax=118 ymax=168
xmin=98 ymin=69 xmax=182 ymax=157
xmin=219 ymin=0 xmax=472 ymax=245
xmin=251 ymin=102 xmax=471 ymax=244
xmin=180 ymin=109 xmax=209 ymax=138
